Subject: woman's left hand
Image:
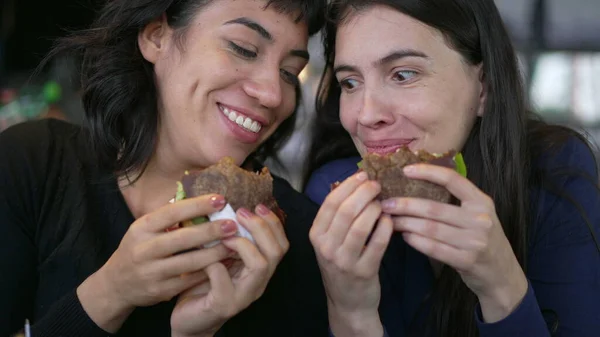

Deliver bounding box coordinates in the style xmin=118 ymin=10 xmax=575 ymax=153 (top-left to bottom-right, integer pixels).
xmin=381 ymin=163 xmax=528 ymax=322
xmin=170 ymin=205 xmax=289 ymax=337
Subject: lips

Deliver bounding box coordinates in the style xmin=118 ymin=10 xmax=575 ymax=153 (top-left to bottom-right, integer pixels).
xmin=364 ymin=139 xmax=415 ymax=155
xmin=218 ymin=103 xmax=263 ymax=133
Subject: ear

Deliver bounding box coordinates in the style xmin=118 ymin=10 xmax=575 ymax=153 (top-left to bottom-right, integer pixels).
xmin=476 ymin=64 xmax=487 ymax=117
xmin=138 ymin=13 xmax=171 ymax=64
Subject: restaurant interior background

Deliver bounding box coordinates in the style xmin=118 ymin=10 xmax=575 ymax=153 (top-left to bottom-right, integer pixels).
xmin=1 ymin=0 xmax=599 ymax=191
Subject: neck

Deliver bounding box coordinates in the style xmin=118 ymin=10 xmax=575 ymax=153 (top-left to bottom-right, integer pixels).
xmin=119 ymin=141 xmax=202 ymax=219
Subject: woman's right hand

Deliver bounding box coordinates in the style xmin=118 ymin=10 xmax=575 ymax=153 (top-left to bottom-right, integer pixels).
xmin=309 ymin=172 xmax=394 ymax=337
xmin=77 ymin=194 xmax=238 ymax=333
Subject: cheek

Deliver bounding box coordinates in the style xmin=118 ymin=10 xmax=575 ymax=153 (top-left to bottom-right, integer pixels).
xmin=339 ymin=97 xmax=357 ymax=133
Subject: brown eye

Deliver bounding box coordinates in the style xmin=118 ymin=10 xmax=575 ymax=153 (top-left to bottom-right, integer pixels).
xmin=338 ymin=78 xmax=359 ymax=91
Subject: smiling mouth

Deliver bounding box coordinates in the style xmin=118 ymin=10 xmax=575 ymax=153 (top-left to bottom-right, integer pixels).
xmin=218 ymin=104 xmax=263 ymax=133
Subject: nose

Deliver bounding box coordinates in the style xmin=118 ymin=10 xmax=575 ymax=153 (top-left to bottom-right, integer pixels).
xmin=243 ymin=68 xmax=283 ymax=109
xmin=357 ymin=87 xmax=395 ymax=128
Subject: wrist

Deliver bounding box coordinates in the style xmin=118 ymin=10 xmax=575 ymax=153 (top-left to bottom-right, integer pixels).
xmin=77 ymin=269 xmax=134 ymax=333
xmin=328 ymin=305 xmax=383 ymax=337
xmin=477 ymin=271 xmax=528 ymax=323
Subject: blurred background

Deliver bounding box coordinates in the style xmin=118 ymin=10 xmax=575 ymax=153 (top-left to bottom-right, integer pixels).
xmin=1 ymin=0 xmax=599 ymax=190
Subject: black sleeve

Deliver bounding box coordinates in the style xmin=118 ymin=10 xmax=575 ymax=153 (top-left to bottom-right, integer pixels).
xmin=0 ymin=120 xmax=113 ymax=337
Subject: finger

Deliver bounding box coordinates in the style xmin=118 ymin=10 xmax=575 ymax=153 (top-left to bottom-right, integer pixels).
xmin=155 ymin=243 xmax=234 ymax=277
xmin=140 ymin=219 xmax=238 ymax=259
xmin=394 ymin=216 xmax=486 ymax=251
xmin=137 ymin=194 xmax=227 ymax=233
xmin=222 ymin=236 xmax=270 ymax=272
xmin=402 ymin=232 xmax=474 ymax=271
xmin=356 ymin=215 xmax=394 ymax=275
xmin=205 ymin=262 xmax=236 ymax=307
xmin=339 ymin=201 xmax=382 ymax=262
xmin=382 ymin=197 xmax=482 ymax=230
xmin=401 ymin=164 xmax=490 ymax=205
xmin=160 ymin=270 xmax=209 ymax=301
xmin=326 ymin=180 xmax=381 ymax=248
xmin=311 ymin=172 xmax=370 ymax=236
xmin=236 ymin=208 xmax=285 ymax=263
xmin=255 ymin=204 xmax=288 ymax=251
xmin=222 ymin=238 xmax=271 ymax=305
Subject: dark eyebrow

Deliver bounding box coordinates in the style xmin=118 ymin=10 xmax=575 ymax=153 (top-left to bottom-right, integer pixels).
xmin=291 ymin=49 xmax=310 ymax=61
xmin=375 ymin=49 xmax=429 ymax=67
xmin=334 ymin=49 xmax=429 ymax=75
xmin=224 ymin=17 xmax=272 ymax=41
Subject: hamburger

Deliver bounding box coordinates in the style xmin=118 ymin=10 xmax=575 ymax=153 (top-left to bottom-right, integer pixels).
xmin=334 ymin=147 xmax=467 ymax=203
xmin=171 ymin=156 xmax=285 ymax=246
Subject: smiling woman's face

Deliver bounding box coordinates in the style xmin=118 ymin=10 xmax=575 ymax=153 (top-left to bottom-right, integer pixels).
xmin=334 ymin=6 xmax=486 ymax=156
xmin=139 ymin=0 xmax=309 ymax=169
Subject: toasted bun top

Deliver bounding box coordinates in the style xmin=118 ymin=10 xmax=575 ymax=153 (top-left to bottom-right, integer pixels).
xmin=361 ymin=147 xmax=456 ymax=202
xmin=180 ymin=157 xmax=284 ymax=222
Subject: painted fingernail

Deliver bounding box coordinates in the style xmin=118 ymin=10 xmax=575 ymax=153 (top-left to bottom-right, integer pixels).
xmin=221 ymin=220 xmax=238 ymax=235
xmin=237 ymin=208 xmax=253 ymax=219
xmin=211 ymin=195 xmax=226 ymax=208
xmin=382 ymin=199 xmax=396 ymax=210
xmin=357 ymin=172 xmax=368 ymax=181
xmin=256 ymin=204 xmax=271 ymax=216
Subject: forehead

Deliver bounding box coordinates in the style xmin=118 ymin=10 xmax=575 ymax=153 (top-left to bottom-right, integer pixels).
xmin=189 ymin=0 xmax=309 ymax=42
xmin=335 ymin=6 xmax=446 ymax=64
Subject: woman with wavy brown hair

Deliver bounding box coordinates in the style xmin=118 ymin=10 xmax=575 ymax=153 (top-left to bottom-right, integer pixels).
xmin=0 ymin=1 xmax=329 ymax=336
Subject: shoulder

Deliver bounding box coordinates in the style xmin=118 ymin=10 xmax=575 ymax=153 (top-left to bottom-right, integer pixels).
xmin=534 ymin=135 xmax=598 ymax=178
xmin=0 ymin=118 xmax=88 ymax=165
xmin=304 ymin=156 xmax=361 ymax=205
xmin=529 ymin=136 xmax=600 ymax=262
xmin=0 ymin=119 xmax=95 ymax=229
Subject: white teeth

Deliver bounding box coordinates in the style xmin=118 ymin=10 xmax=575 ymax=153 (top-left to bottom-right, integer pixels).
xmin=228 ymin=110 xmax=237 ymax=122
xmin=250 ymin=121 xmax=261 ymax=133
xmin=235 ymin=116 xmax=245 ymax=126
xmin=219 ymin=104 xmax=263 ymax=133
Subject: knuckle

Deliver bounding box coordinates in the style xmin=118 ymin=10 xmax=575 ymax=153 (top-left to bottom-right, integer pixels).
xmin=483 ymin=196 xmax=495 ymax=209
xmin=423 ymin=220 xmax=440 ymax=239
xmin=424 ymin=202 xmax=442 ymax=218
xmin=477 ymin=214 xmax=494 ymax=231
xmin=349 ymin=226 xmax=371 ymax=242
xmin=318 ymin=242 xmax=336 ymax=262
xmin=281 ymin=239 xmax=290 ymax=254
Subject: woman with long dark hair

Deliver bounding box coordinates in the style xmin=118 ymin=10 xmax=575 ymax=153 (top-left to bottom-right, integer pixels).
xmin=0 ymin=1 xmax=329 ymax=336
xmin=304 ymin=1 xmax=600 ymax=336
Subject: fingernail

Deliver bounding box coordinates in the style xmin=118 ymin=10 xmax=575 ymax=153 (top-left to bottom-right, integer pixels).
xmin=211 ymin=195 xmax=226 ymax=208
xmin=221 ymin=220 xmax=238 ymax=235
xmin=256 ymin=204 xmax=271 ymax=216
xmin=403 ymin=165 xmax=416 ymax=174
xmin=357 ymin=172 xmax=368 ymax=181
xmin=237 ymin=208 xmax=253 ymax=219
xmin=382 ymin=199 xmax=396 ymax=210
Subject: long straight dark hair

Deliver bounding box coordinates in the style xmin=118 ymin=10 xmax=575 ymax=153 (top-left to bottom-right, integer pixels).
xmin=40 ymin=0 xmax=325 ymax=181
xmin=305 ymin=1 xmax=599 ymax=336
